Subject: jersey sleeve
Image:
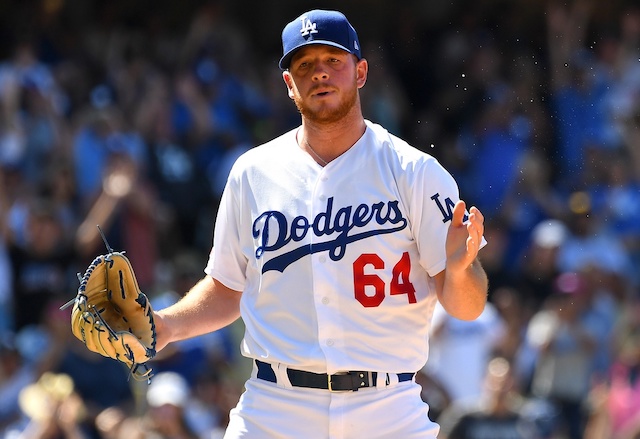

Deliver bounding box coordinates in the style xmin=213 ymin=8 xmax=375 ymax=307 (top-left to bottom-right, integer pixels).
xmin=204 ymin=163 xmax=247 ymax=292
xmin=406 ymin=156 xmax=462 ymax=277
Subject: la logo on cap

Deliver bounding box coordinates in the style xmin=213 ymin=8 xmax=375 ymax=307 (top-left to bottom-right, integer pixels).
xmin=300 ymin=16 xmax=318 ymax=36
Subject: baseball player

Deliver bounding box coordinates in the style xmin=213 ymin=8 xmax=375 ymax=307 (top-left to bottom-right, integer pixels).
xmin=153 ymin=9 xmax=488 ymax=439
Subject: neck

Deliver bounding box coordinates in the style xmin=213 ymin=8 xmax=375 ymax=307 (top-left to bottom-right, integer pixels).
xmin=301 ymin=112 xmax=367 ymax=163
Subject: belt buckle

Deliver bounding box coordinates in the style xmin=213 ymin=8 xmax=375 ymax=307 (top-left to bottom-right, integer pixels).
xmin=328 ymin=371 xmax=373 ymax=392
xmin=327 ymin=372 xmax=350 ymax=392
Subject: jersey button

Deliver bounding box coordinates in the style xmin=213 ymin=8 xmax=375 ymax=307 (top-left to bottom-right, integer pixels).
xmin=321 ymin=297 xmax=330 ymax=305
xmin=319 ymin=256 xmax=327 ymax=263
xmin=326 ymin=339 xmax=334 ymax=346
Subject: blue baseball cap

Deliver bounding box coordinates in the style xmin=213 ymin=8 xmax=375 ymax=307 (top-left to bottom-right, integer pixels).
xmin=279 ymin=9 xmax=361 ymax=70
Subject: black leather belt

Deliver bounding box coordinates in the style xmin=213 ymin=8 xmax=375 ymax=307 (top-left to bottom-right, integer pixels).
xmin=255 ymin=360 xmax=415 ymax=392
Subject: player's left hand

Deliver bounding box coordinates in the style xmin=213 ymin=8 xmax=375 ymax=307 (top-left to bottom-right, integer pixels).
xmin=445 ymin=200 xmax=484 ymax=273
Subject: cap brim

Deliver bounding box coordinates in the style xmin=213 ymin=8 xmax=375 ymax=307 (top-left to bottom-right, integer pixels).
xmin=279 ymin=40 xmax=354 ymax=69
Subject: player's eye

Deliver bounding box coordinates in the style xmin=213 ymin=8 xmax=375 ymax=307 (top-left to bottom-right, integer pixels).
xmin=294 ymin=61 xmax=310 ymax=71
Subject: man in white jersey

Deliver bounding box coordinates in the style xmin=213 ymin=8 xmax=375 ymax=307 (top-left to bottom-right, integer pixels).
xmin=153 ymin=9 xmax=488 ymax=438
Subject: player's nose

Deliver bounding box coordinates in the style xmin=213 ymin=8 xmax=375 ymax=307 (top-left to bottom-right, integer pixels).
xmin=311 ymin=63 xmax=329 ymax=80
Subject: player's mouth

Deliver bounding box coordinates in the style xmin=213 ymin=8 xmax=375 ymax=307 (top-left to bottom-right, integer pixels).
xmin=310 ymin=87 xmax=334 ymax=97
xmin=311 ymin=91 xmax=335 ymax=101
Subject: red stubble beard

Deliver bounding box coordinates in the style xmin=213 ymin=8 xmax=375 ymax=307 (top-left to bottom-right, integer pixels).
xmin=292 ymin=83 xmax=359 ymax=124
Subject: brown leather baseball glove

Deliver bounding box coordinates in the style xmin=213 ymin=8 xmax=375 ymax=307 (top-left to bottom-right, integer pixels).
xmin=66 ymin=234 xmax=156 ymax=381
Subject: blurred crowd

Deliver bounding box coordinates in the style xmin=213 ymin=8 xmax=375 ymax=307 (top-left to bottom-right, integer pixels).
xmin=0 ymin=0 xmax=639 ymax=438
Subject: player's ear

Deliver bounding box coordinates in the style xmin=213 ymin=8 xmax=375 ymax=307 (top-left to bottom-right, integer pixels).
xmin=356 ymin=58 xmax=368 ymax=89
xmin=283 ymin=71 xmax=295 ymax=99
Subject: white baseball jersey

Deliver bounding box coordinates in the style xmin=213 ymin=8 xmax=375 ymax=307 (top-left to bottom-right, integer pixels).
xmin=206 ymin=120 xmax=463 ymax=375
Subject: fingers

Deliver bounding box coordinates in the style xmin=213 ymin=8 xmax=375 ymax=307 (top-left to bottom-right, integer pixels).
xmin=466 ymin=225 xmax=480 ymax=257
xmin=452 ymin=200 xmax=467 ymax=226
xmin=446 ymin=202 xmax=485 ymax=271
xmin=467 ymin=206 xmax=484 ymax=237
xmin=454 ymin=201 xmax=484 ymax=230
xmin=465 ymin=206 xmax=484 ymax=255
xmin=468 ymin=205 xmax=485 ymax=226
